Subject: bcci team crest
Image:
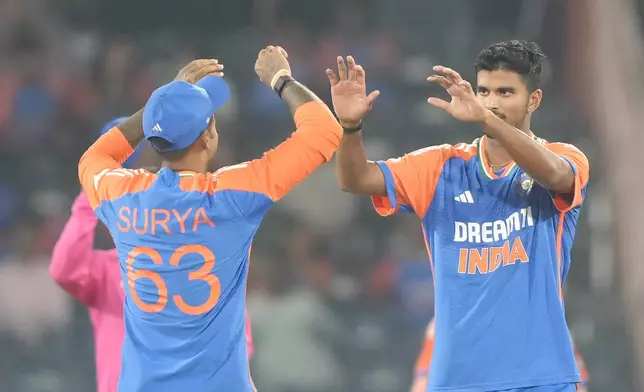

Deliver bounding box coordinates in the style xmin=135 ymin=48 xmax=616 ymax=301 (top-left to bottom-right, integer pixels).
xmin=516 ymin=172 xmax=534 ymax=196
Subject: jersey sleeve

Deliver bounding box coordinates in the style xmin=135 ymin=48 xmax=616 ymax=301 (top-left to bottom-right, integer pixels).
xmin=213 ymin=101 xmax=342 ymax=218
xmin=546 ymin=143 xmax=589 ymax=212
xmin=78 ymin=127 xmax=155 ymax=221
xmin=414 ymin=320 xmax=436 ymax=377
xmin=49 ymin=192 xmax=109 ymax=306
xmin=371 ymin=144 xmax=465 ymax=219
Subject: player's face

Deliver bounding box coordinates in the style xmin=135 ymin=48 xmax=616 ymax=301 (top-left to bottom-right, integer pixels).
xmin=475 ymin=69 xmax=542 ymax=129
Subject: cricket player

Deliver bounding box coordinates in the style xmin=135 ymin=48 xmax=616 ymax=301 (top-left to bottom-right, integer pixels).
xmin=331 ymin=40 xmax=589 ymax=391
xmin=78 ymin=46 xmax=373 ymax=391
xmin=51 ymin=118 xmax=254 ymax=392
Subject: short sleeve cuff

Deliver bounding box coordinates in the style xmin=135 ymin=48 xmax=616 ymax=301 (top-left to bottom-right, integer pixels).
xmin=370 ymin=160 xmax=399 ymax=216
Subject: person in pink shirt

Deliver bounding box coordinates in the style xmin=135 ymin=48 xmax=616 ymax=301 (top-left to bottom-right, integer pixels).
xmin=50 ymin=118 xmax=254 ymax=392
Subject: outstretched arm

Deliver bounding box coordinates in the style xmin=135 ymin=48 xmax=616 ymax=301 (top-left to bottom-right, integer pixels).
xmin=218 ymin=46 xmax=344 ymax=203
xmin=215 ymin=50 xmax=389 ymax=216
xmin=327 ymin=56 xmax=385 ymax=195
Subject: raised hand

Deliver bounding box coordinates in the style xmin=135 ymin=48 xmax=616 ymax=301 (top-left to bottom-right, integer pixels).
xmin=326 ymin=56 xmax=380 ymax=127
xmin=174 ymin=59 xmax=224 ymax=84
xmin=254 ymin=45 xmax=291 ymax=88
xmin=427 ymin=65 xmax=488 ymax=122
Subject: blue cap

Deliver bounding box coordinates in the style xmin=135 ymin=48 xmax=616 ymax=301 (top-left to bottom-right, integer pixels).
xmin=100 ymin=116 xmax=144 ymax=169
xmin=142 ymin=76 xmax=230 ymax=153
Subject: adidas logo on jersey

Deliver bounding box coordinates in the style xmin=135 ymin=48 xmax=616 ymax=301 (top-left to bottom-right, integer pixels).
xmin=455 ymin=191 xmax=474 ymax=203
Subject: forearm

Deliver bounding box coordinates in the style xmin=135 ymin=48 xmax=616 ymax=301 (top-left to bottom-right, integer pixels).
xmin=280 ymin=79 xmax=320 ymax=115
xmin=483 ymin=111 xmax=573 ymax=192
xmin=117 ymin=109 xmax=145 ymax=148
xmin=337 ymin=132 xmax=369 ymax=190
xmin=336 ymin=131 xmax=385 ymax=195
xmin=78 ymin=123 xmax=136 ymax=208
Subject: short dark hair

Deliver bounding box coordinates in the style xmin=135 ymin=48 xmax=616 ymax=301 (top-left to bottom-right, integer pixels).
xmin=148 ymin=137 xmax=191 ymax=161
xmin=474 ymin=40 xmax=546 ymax=91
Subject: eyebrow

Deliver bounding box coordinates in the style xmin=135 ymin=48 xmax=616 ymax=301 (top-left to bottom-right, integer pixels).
xmin=477 ymin=86 xmax=516 ymax=92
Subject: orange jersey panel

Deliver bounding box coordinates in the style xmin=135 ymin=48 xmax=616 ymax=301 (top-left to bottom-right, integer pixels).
xmin=371 ymin=143 xmax=477 ymax=218
xmin=546 ymin=142 xmax=590 ymax=213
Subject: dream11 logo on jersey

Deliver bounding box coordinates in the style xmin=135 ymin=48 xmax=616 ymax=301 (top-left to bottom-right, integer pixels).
xmin=453 ymin=207 xmax=534 ymax=275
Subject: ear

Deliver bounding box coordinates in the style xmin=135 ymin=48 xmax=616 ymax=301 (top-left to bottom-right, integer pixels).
xmin=198 ymin=131 xmax=210 ymax=151
xmin=527 ymin=89 xmax=542 ymax=113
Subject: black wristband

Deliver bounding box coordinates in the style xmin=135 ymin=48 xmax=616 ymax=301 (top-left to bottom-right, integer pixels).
xmin=342 ymin=121 xmax=363 ymax=134
xmin=274 ymin=75 xmax=295 ymax=98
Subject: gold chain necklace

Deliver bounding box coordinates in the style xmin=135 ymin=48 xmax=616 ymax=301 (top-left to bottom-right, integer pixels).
xmin=488 ymin=159 xmax=512 ymax=169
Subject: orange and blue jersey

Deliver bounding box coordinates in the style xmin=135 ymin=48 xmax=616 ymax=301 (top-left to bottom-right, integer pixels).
xmin=372 ymin=135 xmax=589 ymax=391
xmin=413 ymin=320 xmax=590 ymax=388
xmin=78 ymin=101 xmax=342 ymax=392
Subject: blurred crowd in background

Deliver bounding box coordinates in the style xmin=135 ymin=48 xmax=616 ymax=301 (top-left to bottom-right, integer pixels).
xmin=0 ymin=0 xmax=641 ymax=391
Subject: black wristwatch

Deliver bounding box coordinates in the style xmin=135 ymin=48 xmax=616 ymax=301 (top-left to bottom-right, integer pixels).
xmin=273 ymin=75 xmax=295 ymax=98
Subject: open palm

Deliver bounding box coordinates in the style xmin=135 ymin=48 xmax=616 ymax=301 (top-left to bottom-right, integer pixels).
xmin=327 ymin=56 xmax=380 ymax=126
xmin=427 ymin=65 xmax=488 ymax=123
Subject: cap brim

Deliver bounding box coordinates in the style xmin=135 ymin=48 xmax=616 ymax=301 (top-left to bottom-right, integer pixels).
xmin=195 ymin=76 xmax=230 ymax=114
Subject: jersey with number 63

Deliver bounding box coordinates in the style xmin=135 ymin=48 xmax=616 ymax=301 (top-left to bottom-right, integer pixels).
xmin=78 ymin=102 xmax=342 ymax=392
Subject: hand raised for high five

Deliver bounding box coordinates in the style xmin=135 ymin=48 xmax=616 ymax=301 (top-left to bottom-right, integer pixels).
xmin=427 ymin=65 xmax=488 ymax=123
xmin=326 ymin=56 xmax=380 ymax=128
xmin=254 ymin=45 xmax=291 ymax=88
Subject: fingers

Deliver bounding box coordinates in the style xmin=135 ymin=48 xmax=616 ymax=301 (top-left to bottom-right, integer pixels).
xmin=326 ymin=69 xmax=339 ymax=86
xmin=276 ymin=46 xmax=288 ymax=58
xmin=427 ymin=75 xmax=452 ymax=90
xmin=433 ymin=65 xmax=463 ymax=85
xmin=428 ymin=72 xmax=474 ymax=96
xmin=179 ymin=60 xmax=224 ymax=83
xmin=336 ymin=56 xmax=366 ymax=84
xmin=347 ymin=56 xmax=358 ymax=82
xmin=191 ymin=62 xmax=225 ymax=82
xmin=355 ymin=64 xmax=366 ymax=86
xmin=458 ymin=79 xmax=474 ymax=94
xmin=263 ymin=45 xmax=287 ymax=58
xmin=337 ymin=56 xmax=348 ymax=80
xmin=366 ymin=90 xmax=380 ymax=105
xmin=257 ymin=45 xmax=287 ymax=59
xmin=184 ymin=59 xmax=218 ymax=74
xmin=427 ymin=97 xmax=451 ymax=112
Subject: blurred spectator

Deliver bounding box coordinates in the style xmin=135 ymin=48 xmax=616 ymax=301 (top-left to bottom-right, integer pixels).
xmin=0 ymin=213 xmax=71 ymax=345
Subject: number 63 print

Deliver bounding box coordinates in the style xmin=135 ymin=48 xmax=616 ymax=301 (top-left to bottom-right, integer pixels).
xmin=126 ymin=245 xmax=220 ymax=315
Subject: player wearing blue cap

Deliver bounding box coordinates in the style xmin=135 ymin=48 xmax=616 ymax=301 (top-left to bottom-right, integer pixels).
xmin=78 ymin=47 xmax=377 ymax=391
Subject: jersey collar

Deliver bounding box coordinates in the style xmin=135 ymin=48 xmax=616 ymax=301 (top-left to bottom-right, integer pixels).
xmin=476 ymin=136 xmax=518 ymax=180
xmin=476 ymin=134 xmax=542 ymax=180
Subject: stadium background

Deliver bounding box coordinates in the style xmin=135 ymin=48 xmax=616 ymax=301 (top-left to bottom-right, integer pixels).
xmin=0 ymin=0 xmax=643 ymax=391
